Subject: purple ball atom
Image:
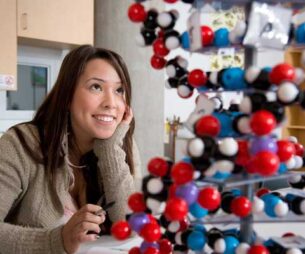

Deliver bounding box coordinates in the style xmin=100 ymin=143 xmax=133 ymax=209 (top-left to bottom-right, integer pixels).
xmin=249 ymin=136 xmax=278 ymax=155
xmin=140 ymin=241 xmax=160 ymax=253
xmin=175 ymin=182 xmax=199 ymax=205
xmin=128 ymin=212 xmax=150 ymax=233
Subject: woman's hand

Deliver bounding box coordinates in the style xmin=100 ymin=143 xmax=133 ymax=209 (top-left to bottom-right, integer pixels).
xmin=62 ymin=204 xmax=105 ymax=254
xmin=121 ymin=106 xmax=133 ymax=125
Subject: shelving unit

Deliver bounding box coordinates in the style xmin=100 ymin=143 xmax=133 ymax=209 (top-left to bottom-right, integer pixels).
xmin=283 ymin=48 xmax=305 ymax=147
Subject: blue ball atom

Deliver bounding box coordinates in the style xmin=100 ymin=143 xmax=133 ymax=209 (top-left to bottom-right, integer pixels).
xmin=278 ymin=163 xmax=288 ymax=174
xmin=189 ymin=202 xmax=208 ymax=218
xmin=213 ymin=171 xmax=231 ymax=180
xmin=187 ymin=230 xmax=206 ymax=251
xmin=182 ymin=156 xmax=192 ymax=163
xmin=231 ymin=188 xmax=241 ymax=197
xmin=181 ymin=31 xmax=190 ymax=49
xmin=262 ymin=66 xmax=272 ymax=73
xmin=213 ymin=112 xmax=239 ymax=138
xmin=224 ymin=235 xmax=240 ymax=254
xmin=221 ymin=67 xmax=248 ymax=90
xmin=193 ymin=224 xmax=207 ymax=234
xmin=296 ymin=23 xmax=305 ymax=44
xmin=261 ymin=193 xmax=282 ymax=218
xmin=214 ymin=28 xmax=230 ymax=47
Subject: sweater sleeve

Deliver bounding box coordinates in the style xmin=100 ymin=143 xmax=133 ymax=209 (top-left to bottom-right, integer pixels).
xmin=93 ymin=123 xmax=141 ymax=222
xmin=0 ymin=129 xmax=66 ymax=254
xmin=132 ymin=139 xmax=143 ymax=191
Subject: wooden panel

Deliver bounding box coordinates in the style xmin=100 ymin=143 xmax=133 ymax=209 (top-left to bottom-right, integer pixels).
xmin=17 ymin=0 xmax=94 ymax=46
xmin=283 ymin=48 xmax=305 ymax=147
xmin=0 ymin=0 xmax=17 ymax=90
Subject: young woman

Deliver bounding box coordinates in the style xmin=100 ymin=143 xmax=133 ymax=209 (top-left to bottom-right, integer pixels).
xmin=0 ymin=45 xmax=141 ymax=253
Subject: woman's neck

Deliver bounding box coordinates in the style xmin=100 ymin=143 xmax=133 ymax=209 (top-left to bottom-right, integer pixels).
xmin=70 ymin=134 xmax=93 ymax=160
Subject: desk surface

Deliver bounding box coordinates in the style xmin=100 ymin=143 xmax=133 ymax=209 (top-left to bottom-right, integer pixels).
xmin=78 ymin=236 xmax=142 ymax=254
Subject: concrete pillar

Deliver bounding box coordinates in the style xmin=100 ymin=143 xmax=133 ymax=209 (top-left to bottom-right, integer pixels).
xmin=94 ymin=0 xmax=165 ymax=173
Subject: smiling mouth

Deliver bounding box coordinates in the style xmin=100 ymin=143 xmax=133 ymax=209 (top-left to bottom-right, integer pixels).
xmin=93 ymin=115 xmax=116 ymax=122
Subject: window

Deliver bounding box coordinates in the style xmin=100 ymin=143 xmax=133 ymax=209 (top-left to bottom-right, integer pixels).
xmin=7 ymin=64 xmax=49 ymax=111
xmin=0 ymin=45 xmax=68 ymax=133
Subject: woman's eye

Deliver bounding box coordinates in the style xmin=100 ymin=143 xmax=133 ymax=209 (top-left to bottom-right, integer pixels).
xmin=90 ymin=84 xmax=102 ymax=91
xmin=116 ymin=87 xmax=125 ymax=94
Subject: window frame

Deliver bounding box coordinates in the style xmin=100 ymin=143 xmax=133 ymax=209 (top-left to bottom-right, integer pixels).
xmin=0 ymin=45 xmax=67 ymax=133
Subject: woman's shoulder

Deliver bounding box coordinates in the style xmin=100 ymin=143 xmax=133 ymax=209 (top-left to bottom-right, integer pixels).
xmin=1 ymin=122 xmax=41 ymax=147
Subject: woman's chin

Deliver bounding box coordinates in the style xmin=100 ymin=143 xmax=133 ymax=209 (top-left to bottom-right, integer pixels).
xmin=94 ymin=131 xmax=115 ymax=140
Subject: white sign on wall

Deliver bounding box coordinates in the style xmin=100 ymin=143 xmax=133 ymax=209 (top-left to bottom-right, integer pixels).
xmin=0 ymin=74 xmax=15 ymax=90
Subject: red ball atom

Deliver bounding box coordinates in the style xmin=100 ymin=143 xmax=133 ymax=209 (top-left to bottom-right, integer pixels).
xmin=277 ymin=140 xmax=296 ymax=162
xmin=129 ymin=247 xmax=141 ymax=254
xmin=236 ymin=140 xmax=250 ymax=166
xmin=250 ymin=110 xmax=276 ymax=136
xmin=294 ymin=143 xmax=304 ymax=157
xmin=201 ymin=25 xmax=214 ymax=46
xmin=148 ymin=157 xmax=169 ymax=177
xmin=165 ymin=197 xmax=188 ymax=221
xmin=144 ymin=247 xmax=160 ymax=254
xmin=187 ymin=69 xmax=207 ymax=88
xmin=230 ymin=196 xmax=252 ymax=217
xmin=153 ymin=38 xmax=170 ymax=57
xmin=147 ymin=214 xmax=159 ymax=225
xmin=195 ymin=115 xmax=221 ymax=137
xmin=269 ymin=63 xmax=295 ymax=85
xmin=248 ymin=244 xmax=270 ymax=254
xmin=168 ymin=183 xmax=178 ymax=199
xmin=111 ymin=220 xmax=131 ymax=240
xmin=198 ymin=187 xmax=221 ymax=211
xmin=176 ymin=217 xmax=189 ymax=232
xmin=128 ymin=3 xmax=147 ymax=22
xmin=151 ymin=55 xmax=167 ymax=69
xmin=282 ymin=232 xmax=295 ymax=237
xmin=250 ymin=151 xmax=280 ymax=176
xmin=158 ymin=238 xmax=173 ymax=254
xmin=164 ymin=0 xmax=178 ymax=3
xmin=128 ymin=192 xmax=147 ymax=212
xmin=140 ymin=223 xmax=162 ymax=242
xmin=171 ymin=162 xmax=194 ymax=185
xmin=256 ymin=188 xmax=270 ymax=197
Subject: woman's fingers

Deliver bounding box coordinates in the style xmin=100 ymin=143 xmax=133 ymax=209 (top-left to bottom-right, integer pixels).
xmin=79 ymin=204 xmax=102 ymax=213
xmin=62 ymin=204 xmax=106 ymax=253
xmin=76 ymin=221 xmax=101 ymax=235
xmin=78 ymin=211 xmax=105 ymax=225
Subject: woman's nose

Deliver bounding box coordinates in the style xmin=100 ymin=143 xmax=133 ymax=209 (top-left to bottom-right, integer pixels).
xmin=102 ymin=90 xmax=116 ymax=109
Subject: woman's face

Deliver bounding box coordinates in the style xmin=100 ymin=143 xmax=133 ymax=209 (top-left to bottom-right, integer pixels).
xmin=70 ymin=58 xmax=126 ymax=151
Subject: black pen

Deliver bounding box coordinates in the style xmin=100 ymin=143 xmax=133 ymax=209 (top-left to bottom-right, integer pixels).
xmin=95 ymin=201 xmax=115 ymax=216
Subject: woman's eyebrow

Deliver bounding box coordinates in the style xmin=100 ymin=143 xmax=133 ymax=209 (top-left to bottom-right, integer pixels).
xmin=85 ymin=77 xmax=105 ymax=83
xmin=85 ymin=77 xmax=122 ymax=84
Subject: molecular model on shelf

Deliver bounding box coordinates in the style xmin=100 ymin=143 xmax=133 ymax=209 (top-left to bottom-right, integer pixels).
xmin=110 ymin=1 xmax=305 ymax=254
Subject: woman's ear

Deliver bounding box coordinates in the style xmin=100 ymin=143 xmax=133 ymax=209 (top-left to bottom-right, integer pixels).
xmin=122 ymin=106 xmax=133 ymax=125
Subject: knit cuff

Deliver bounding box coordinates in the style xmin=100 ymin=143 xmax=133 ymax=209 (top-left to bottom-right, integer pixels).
xmin=93 ymin=123 xmax=129 ymax=150
xmin=49 ymin=226 xmax=67 ymax=254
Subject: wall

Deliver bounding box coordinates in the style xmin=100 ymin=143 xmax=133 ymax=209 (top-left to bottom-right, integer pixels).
xmin=94 ymin=0 xmax=165 ymax=172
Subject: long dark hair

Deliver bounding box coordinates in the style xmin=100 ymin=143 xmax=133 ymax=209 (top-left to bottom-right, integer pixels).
xmin=31 ymin=45 xmax=135 ymax=185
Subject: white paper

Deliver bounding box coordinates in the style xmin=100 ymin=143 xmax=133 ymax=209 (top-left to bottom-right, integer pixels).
xmin=77 ymin=236 xmax=142 ymax=254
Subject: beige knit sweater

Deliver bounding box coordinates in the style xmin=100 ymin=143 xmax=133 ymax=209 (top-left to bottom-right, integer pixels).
xmin=0 ymin=123 xmax=141 ymax=254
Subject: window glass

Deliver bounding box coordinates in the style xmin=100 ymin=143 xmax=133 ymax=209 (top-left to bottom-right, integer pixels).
xmin=6 ymin=65 xmax=48 ymax=111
